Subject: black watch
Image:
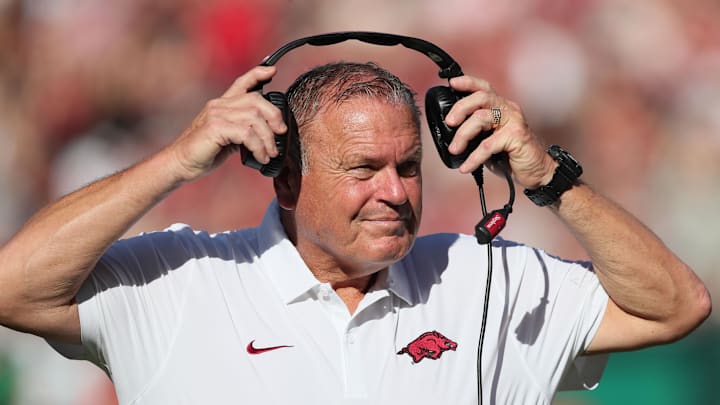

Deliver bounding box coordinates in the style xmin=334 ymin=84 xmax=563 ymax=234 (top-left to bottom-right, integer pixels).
xmin=524 ymin=145 xmax=583 ymax=207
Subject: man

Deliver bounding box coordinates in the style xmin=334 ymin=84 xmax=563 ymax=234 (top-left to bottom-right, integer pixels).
xmin=0 ymin=61 xmax=710 ymax=404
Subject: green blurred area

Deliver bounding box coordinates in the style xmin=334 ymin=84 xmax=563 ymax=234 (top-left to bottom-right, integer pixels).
xmin=555 ymin=320 xmax=720 ymax=405
xmin=0 ymin=352 xmax=16 ymax=405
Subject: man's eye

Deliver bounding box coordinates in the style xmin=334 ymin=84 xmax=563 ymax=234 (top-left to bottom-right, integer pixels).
xmin=349 ymin=165 xmax=375 ymax=178
xmin=398 ymin=161 xmax=420 ymax=177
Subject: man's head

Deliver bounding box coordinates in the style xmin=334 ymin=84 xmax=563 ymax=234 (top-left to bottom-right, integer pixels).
xmin=274 ymin=62 xmax=423 ymax=280
xmin=285 ymin=62 xmax=422 ymax=174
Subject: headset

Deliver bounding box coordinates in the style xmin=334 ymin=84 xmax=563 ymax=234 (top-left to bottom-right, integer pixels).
xmin=242 ymin=31 xmax=515 ymax=244
xmin=242 ymin=32 xmax=515 ymax=404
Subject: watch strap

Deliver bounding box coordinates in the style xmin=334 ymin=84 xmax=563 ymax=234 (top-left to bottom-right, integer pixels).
xmin=524 ymin=145 xmax=582 ymax=207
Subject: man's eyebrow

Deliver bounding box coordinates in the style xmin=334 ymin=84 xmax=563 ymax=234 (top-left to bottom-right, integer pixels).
xmin=344 ymin=149 xmax=422 ymax=165
xmin=397 ymin=147 xmax=423 ymax=165
xmin=406 ymin=147 xmax=423 ymax=161
xmin=341 ymin=143 xmax=422 ymax=164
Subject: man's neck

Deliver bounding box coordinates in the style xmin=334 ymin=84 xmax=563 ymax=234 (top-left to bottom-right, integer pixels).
xmin=280 ymin=209 xmax=384 ymax=313
xmin=330 ymin=272 xmax=379 ymax=314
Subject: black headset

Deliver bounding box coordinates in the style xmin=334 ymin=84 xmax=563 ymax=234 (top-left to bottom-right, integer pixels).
xmin=242 ymin=31 xmax=488 ymax=176
xmin=242 ymin=31 xmax=514 ymax=245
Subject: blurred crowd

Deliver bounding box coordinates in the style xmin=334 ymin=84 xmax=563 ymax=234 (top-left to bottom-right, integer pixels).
xmin=1 ymin=0 xmax=719 ymax=403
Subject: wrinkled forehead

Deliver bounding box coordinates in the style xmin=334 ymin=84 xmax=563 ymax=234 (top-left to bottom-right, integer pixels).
xmin=307 ymin=99 xmax=422 ymax=156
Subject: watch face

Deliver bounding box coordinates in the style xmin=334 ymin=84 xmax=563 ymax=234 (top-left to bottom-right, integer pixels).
xmin=550 ymin=145 xmax=582 ymax=177
xmin=548 ymin=145 xmax=563 ymax=159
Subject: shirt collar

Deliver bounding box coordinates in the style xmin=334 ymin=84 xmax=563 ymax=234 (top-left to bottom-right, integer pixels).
xmin=257 ymin=200 xmax=320 ymax=304
xmin=386 ymin=260 xmax=416 ymax=306
xmin=256 ymin=200 xmax=418 ymax=306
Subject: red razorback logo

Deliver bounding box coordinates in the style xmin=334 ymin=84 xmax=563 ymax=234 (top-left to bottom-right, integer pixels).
xmin=397 ymin=330 xmax=458 ymax=363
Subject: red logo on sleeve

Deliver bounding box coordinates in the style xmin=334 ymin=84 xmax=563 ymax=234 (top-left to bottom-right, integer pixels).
xmin=397 ymin=331 xmax=458 ymax=363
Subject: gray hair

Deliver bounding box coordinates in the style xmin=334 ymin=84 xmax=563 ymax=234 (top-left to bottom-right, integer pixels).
xmin=285 ymin=62 xmax=421 ymax=174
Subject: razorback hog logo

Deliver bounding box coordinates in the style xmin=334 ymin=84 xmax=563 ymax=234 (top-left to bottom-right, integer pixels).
xmin=397 ymin=330 xmax=458 ymax=363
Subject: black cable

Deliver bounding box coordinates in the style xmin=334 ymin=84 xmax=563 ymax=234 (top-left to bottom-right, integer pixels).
xmin=477 ymin=185 xmax=492 ymax=405
xmin=471 ymin=159 xmax=515 ymax=405
xmin=497 ymin=157 xmax=515 ymax=210
xmin=471 ymin=167 xmax=492 ymax=405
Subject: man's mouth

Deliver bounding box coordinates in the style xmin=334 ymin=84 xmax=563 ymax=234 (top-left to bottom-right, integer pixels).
xmin=360 ymin=215 xmax=413 ymax=234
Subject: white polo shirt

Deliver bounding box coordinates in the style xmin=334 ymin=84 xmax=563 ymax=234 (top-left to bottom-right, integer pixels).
xmin=53 ymin=200 xmax=608 ymax=405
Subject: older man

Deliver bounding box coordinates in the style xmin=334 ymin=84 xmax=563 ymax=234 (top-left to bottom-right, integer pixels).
xmin=0 ymin=60 xmax=710 ymax=404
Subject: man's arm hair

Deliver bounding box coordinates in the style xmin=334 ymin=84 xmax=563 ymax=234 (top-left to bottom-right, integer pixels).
xmin=553 ymin=182 xmax=711 ymax=353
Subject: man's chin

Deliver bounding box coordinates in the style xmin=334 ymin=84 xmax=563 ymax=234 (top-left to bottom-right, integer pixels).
xmin=364 ymin=235 xmax=415 ymax=263
xmin=361 ymin=219 xmax=414 ymax=237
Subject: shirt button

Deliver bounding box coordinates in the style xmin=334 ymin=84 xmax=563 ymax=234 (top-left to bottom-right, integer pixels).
xmin=318 ymin=287 xmax=331 ymax=301
xmin=346 ymin=333 xmax=355 ymax=344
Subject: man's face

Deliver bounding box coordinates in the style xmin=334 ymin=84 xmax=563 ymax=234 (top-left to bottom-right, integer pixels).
xmin=292 ymin=99 xmax=422 ymax=278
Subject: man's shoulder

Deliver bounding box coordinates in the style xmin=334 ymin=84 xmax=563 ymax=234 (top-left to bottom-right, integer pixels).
xmin=112 ymin=223 xmax=261 ymax=260
xmin=412 ymin=232 xmax=467 ymax=250
xmin=406 ymin=234 xmax=534 ymax=278
xmin=413 ymin=233 xmax=529 ymax=253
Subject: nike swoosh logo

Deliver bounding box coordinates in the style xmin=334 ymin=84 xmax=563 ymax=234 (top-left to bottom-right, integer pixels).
xmin=246 ymin=340 xmax=293 ymax=355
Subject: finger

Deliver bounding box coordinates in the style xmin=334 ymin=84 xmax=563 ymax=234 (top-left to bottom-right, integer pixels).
xmin=246 ymin=116 xmax=282 ymax=158
xmin=213 ymin=92 xmax=288 ymax=136
xmin=458 ymin=133 xmax=506 ymax=174
xmin=445 ymin=75 xmax=498 ymax=127
xmin=242 ymin=127 xmax=273 ymax=164
xmin=447 ymin=109 xmax=495 ymax=155
xmin=224 ymin=108 xmax=283 ymax=161
xmin=454 ymin=107 xmax=521 ymax=174
xmin=457 ymin=114 xmax=539 ymax=176
xmin=445 ymin=91 xmax=502 ymax=128
xmin=449 ymin=75 xmax=494 ymax=93
xmin=240 ymin=92 xmax=288 ymax=136
xmin=200 ymin=105 xmax=278 ymax=164
xmin=222 ymin=66 xmax=277 ymax=98
xmin=221 ymin=115 xmax=274 ymax=164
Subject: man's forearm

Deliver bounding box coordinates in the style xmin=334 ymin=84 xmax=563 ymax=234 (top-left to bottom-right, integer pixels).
xmin=553 ymin=182 xmax=710 ymax=345
xmin=0 ymin=66 xmax=286 ymax=342
xmin=0 ymin=148 xmax=184 ymax=331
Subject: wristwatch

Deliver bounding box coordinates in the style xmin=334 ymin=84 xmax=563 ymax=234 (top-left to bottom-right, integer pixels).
xmin=524 ymin=145 xmax=583 ymax=207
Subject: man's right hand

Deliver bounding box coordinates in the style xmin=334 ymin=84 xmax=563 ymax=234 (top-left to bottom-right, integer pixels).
xmin=169 ymin=66 xmax=288 ymax=182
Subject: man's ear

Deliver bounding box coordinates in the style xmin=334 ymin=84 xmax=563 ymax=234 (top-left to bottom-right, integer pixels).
xmin=273 ymin=163 xmax=301 ymax=210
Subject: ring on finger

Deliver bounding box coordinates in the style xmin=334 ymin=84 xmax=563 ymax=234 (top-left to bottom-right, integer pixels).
xmin=491 ymin=107 xmax=502 ymax=128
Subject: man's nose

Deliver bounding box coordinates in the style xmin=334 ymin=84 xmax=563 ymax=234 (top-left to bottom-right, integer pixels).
xmin=376 ymin=168 xmax=409 ymax=206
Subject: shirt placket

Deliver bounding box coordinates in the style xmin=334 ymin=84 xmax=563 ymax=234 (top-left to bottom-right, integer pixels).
xmin=314 ymin=284 xmax=395 ymax=400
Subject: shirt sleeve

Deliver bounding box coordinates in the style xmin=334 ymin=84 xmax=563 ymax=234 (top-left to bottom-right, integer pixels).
xmin=507 ymin=244 xmax=609 ymax=393
xmin=48 ymin=225 xmax=199 ymax=389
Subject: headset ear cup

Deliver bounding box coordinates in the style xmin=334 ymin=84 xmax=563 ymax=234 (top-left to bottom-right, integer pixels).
xmin=240 ymin=91 xmax=291 ymax=177
xmin=425 ymin=86 xmax=463 ymax=169
xmin=426 ymin=86 xmax=488 ymax=169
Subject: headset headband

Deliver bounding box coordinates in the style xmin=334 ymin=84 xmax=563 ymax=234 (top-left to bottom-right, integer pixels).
xmin=258 ymin=31 xmax=464 ymax=81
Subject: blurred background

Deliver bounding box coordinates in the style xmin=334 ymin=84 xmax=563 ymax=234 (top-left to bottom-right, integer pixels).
xmin=1 ymin=0 xmax=719 ymax=403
